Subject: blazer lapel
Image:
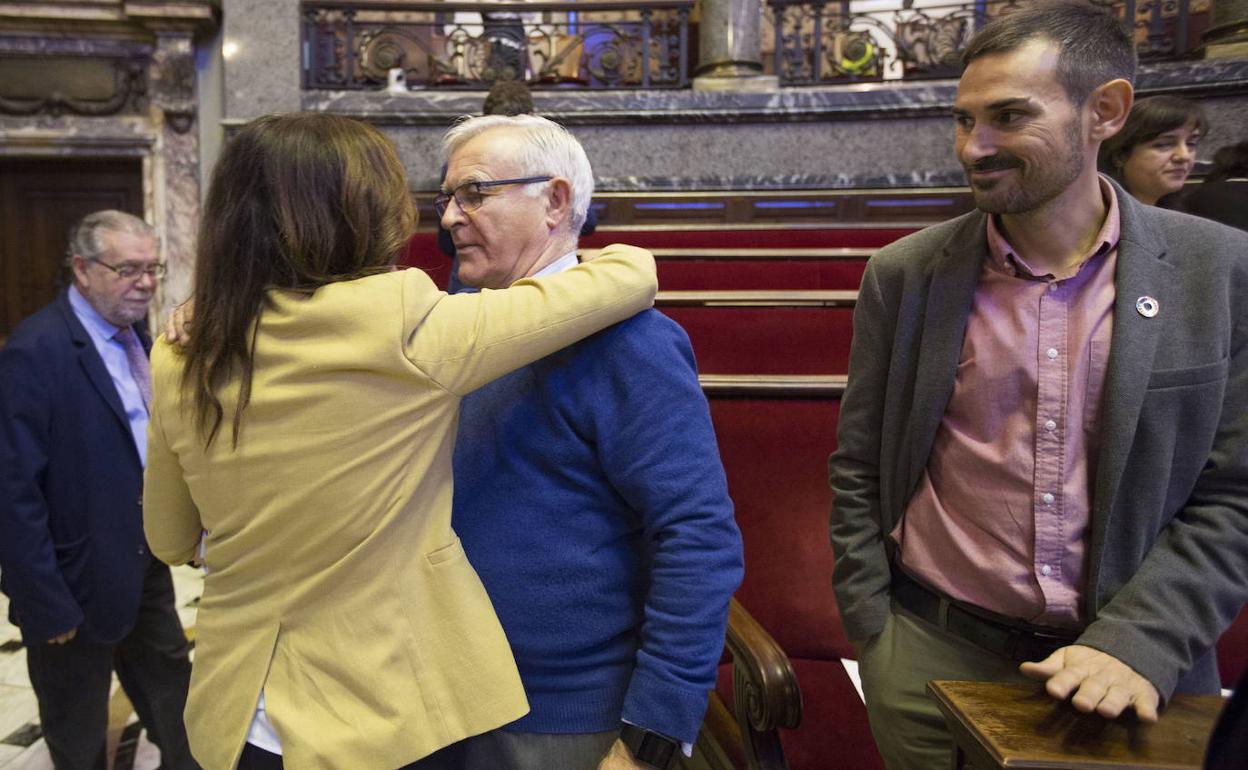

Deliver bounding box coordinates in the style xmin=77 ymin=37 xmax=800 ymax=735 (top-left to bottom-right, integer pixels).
xmin=906 ymin=214 xmax=986 ymax=497
xmin=1089 ymin=192 xmax=1173 ymax=566
xmin=57 ymin=292 xmax=130 ymax=431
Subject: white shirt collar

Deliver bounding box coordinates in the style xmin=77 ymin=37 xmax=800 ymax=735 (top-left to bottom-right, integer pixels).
xmin=530 ymin=250 xmax=579 ymax=279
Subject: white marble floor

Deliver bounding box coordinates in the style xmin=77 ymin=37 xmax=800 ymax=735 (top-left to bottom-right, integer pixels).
xmin=0 ymin=566 xmax=203 ymax=770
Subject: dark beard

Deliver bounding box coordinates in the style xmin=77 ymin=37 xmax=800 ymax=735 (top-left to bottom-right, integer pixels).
xmin=967 ymin=118 xmax=1086 ymax=215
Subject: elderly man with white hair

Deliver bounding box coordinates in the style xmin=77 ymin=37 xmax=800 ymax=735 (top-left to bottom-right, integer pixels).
xmin=438 ymin=115 xmax=744 ymax=770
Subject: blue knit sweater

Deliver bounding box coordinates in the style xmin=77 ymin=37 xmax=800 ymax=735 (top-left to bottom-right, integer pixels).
xmin=452 ymin=309 xmax=743 ymax=744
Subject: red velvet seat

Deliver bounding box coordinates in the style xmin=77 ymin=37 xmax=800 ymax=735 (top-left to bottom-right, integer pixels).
xmin=657 ymin=259 xmax=868 ymax=291
xmin=1218 ymin=605 xmax=1248 ymax=689
xmin=399 ymin=232 xmax=451 ymax=288
xmin=698 ymin=399 xmax=884 ymax=770
xmin=581 ymin=227 xmax=917 ymax=250
xmin=662 ymin=308 xmax=853 ymax=376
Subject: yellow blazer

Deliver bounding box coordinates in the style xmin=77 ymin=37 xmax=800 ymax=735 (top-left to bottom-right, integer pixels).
xmin=143 ymin=246 xmax=656 ymax=770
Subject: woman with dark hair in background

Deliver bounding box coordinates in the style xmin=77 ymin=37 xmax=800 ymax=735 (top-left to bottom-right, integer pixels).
xmin=1099 ymin=95 xmax=1207 ymax=205
xmin=141 ymin=112 xmax=656 ymax=770
xmin=1181 ymin=141 xmax=1248 ymax=231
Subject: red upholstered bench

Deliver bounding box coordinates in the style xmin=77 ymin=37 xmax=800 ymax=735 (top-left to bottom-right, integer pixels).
xmin=1218 ymin=605 xmax=1248 ymax=689
xmin=658 ymin=259 xmax=868 ymax=291
xmin=661 ymin=307 xmax=853 ymax=376
xmin=698 ymin=398 xmax=885 ymax=770
xmin=581 ymin=226 xmax=917 ymax=250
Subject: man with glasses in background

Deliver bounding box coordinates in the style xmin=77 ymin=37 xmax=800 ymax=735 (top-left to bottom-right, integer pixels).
xmin=433 ymin=115 xmax=743 ymax=770
xmin=0 ymin=210 xmax=195 ymax=769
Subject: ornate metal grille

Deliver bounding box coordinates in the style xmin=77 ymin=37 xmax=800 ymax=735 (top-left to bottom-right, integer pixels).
xmin=764 ymin=0 xmax=1208 ymax=87
xmin=302 ymin=1 xmax=692 ymax=90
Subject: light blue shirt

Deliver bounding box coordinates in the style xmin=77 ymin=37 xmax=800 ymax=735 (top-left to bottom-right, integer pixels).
xmin=68 ymin=285 xmax=149 ymax=467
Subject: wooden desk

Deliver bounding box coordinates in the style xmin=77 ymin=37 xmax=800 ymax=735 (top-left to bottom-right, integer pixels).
xmin=928 ymin=680 xmax=1227 ymax=770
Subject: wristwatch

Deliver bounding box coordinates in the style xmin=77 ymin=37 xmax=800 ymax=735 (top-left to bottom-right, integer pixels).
xmin=619 ymin=723 xmax=679 ymax=770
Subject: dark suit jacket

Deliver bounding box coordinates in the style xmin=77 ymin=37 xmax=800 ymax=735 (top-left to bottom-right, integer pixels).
xmin=1180 ymin=180 xmax=1248 ymax=232
xmin=830 ymin=179 xmax=1248 ymax=700
xmin=1205 ymin=667 xmax=1248 ymax=769
xmin=0 ymin=289 xmax=152 ymax=645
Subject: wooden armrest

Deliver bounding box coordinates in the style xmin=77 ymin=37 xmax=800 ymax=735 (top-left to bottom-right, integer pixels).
xmin=697 ymin=598 xmax=802 ymax=770
xmin=725 ymin=597 xmax=803 ymax=732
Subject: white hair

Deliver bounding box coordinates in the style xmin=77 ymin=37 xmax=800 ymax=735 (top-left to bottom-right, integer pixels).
xmin=441 ymin=114 xmax=595 ymax=235
xmin=66 ymin=210 xmax=155 ymax=265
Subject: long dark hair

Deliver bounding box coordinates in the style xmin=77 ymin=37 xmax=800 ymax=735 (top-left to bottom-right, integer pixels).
xmin=183 ymin=113 xmax=417 ymax=447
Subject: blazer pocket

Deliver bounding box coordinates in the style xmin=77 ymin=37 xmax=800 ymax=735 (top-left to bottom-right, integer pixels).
xmin=1146 ymin=357 xmax=1229 ymax=390
xmin=53 ymin=535 xmax=91 ymax=587
xmin=426 ymin=537 xmax=466 ymax=566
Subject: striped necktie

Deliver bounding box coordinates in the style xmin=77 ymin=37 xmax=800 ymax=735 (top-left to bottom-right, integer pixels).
xmin=114 ymin=326 xmax=151 ymax=412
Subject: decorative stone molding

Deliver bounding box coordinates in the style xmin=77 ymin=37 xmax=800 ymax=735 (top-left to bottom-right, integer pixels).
xmin=306 ymin=57 xmax=1248 ymax=126
xmin=0 ymin=56 xmax=148 ymax=117
xmin=0 ymin=2 xmax=214 ymax=123
xmin=150 ymin=30 xmax=197 ymax=132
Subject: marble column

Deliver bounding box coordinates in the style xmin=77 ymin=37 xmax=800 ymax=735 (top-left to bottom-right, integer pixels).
xmin=1205 ymin=0 xmax=1248 ymax=58
xmin=148 ymin=28 xmax=202 ymax=320
xmin=693 ymin=0 xmax=778 ymax=91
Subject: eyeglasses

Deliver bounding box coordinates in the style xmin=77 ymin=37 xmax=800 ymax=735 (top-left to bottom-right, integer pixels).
xmin=434 ymin=176 xmax=553 ymax=218
xmin=89 ymin=258 xmax=167 ymax=280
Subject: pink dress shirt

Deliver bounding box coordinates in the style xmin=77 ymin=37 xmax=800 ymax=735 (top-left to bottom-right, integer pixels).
xmin=892 ymin=179 xmax=1121 ymax=628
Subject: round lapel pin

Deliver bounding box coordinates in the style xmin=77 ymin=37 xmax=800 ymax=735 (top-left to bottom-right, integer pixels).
xmin=1136 ymin=295 xmax=1159 ymax=318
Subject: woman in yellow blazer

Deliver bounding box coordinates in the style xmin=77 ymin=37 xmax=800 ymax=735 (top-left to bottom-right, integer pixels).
xmin=141 ymin=113 xmax=656 ymax=770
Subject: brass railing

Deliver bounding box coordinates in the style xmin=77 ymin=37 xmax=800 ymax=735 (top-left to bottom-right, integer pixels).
xmin=301 ymin=0 xmax=692 ymax=90
xmin=764 ymin=0 xmax=1208 ymax=86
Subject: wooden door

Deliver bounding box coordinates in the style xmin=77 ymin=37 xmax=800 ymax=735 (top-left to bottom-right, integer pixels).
xmin=0 ymin=159 xmax=144 ymax=342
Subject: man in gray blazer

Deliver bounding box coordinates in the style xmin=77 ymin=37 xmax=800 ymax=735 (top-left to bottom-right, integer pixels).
xmin=829 ymin=4 xmax=1248 ymax=769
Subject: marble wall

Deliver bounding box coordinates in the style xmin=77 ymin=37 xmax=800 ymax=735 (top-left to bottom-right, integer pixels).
xmin=222 ymin=0 xmax=302 ymax=119
xmin=379 ymin=115 xmax=959 ymax=192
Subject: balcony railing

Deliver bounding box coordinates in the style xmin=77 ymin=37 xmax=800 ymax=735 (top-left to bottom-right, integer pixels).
xmin=301 ymin=0 xmax=1211 ymax=93
xmin=301 ymin=0 xmax=692 ymax=90
xmin=765 ymin=0 xmax=1210 ymax=87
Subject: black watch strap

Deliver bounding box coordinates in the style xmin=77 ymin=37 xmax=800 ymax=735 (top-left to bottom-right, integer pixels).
xmin=619 ymin=723 xmax=679 ymax=770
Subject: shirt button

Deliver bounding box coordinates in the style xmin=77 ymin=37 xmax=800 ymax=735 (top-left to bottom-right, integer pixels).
xmin=1048 ymin=282 xmax=1058 ymax=293
xmin=1046 ymin=348 xmax=1059 ymax=360
xmin=1044 ymin=419 xmax=1057 ymax=432
xmin=1041 ymin=564 xmax=1053 ymax=577
xmin=1042 ymin=492 xmax=1056 ymax=505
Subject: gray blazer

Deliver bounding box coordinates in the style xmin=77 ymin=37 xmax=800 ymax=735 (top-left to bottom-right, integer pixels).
xmin=829 ymin=179 xmax=1248 ymax=699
